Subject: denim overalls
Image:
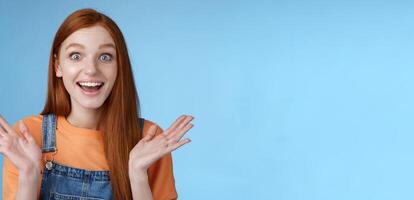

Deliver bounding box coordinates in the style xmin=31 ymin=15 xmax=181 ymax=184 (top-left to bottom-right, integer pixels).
xmin=39 ymin=114 xmax=114 ymax=200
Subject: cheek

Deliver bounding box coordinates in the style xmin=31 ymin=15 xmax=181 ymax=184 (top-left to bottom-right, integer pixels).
xmin=59 ymin=65 xmax=79 ymax=89
xmin=59 ymin=61 xmax=79 ymax=77
xmin=103 ymin=65 xmax=118 ymax=84
xmin=107 ymin=72 xmax=118 ymax=92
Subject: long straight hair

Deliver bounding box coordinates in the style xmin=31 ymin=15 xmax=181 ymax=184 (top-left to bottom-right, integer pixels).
xmin=41 ymin=8 xmax=142 ymax=199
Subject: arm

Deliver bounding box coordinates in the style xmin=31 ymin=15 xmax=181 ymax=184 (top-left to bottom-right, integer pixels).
xmin=16 ymin=166 xmax=41 ymax=200
xmin=129 ymin=115 xmax=194 ymax=200
xmin=0 ymin=116 xmax=42 ymax=200
xmin=3 ymin=158 xmax=42 ymax=200
xmin=129 ymin=169 xmax=153 ymax=200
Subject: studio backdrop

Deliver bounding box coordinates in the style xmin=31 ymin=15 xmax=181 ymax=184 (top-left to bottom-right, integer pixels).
xmin=1 ymin=0 xmax=414 ymax=199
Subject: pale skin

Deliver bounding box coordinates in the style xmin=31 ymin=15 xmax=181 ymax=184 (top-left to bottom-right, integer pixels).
xmin=0 ymin=117 xmax=42 ymax=200
xmin=0 ymin=25 xmax=193 ymax=200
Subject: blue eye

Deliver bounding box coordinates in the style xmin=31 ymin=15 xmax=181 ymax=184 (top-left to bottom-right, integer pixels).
xmin=100 ymin=53 xmax=112 ymax=62
xmin=69 ymin=52 xmax=81 ymax=60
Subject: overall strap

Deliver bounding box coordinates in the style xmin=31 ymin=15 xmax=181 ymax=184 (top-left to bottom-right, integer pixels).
xmin=42 ymin=114 xmax=57 ymax=153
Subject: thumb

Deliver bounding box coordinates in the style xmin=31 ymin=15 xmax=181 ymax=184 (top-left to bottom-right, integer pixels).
xmin=142 ymin=125 xmax=157 ymax=142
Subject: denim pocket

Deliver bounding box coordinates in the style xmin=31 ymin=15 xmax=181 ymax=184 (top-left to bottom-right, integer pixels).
xmin=50 ymin=191 xmax=104 ymax=200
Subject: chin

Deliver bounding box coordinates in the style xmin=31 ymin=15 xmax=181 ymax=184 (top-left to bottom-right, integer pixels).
xmin=83 ymin=102 xmax=105 ymax=109
xmin=75 ymin=98 xmax=106 ymax=110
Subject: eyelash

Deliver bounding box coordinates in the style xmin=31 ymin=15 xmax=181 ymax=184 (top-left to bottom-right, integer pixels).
xmin=69 ymin=52 xmax=113 ymax=62
xmin=69 ymin=52 xmax=81 ymax=60
xmin=100 ymin=53 xmax=113 ymax=61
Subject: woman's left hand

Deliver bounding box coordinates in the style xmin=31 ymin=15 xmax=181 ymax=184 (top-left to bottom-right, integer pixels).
xmin=128 ymin=115 xmax=194 ymax=174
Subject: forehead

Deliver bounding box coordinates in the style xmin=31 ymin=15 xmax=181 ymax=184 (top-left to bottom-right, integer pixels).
xmin=61 ymin=25 xmax=115 ymax=51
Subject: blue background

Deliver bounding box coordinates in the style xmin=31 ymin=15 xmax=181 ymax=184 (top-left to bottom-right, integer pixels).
xmin=1 ymin=0 xmax=414 ymax=199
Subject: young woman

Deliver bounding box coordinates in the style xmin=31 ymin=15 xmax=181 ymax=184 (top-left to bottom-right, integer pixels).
xmin=0 ymin=8 xmax=193 ymax=200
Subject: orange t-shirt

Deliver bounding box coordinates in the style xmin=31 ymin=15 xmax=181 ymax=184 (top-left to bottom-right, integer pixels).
xmin=2 ymin=115 xmax=178 ymax=200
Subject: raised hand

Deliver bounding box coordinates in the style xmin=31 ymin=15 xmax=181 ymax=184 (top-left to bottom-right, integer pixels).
xmin=129 ymin=115 xmax=194 ymax=173
xmin=0 ymin=116 xmax=42 ymax=174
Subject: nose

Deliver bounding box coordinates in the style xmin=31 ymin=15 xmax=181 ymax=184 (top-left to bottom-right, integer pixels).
xmin=83 ymin=57 xmax=98 ymax=75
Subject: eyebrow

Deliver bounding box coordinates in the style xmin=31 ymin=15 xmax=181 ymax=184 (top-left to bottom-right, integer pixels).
xmin=65 ymin=43 xmax=116 ymax=50
xmin=65 ymin=43 xmax=84 ymax=50
xmin=99 ymin=43 xmax=116 ymax=49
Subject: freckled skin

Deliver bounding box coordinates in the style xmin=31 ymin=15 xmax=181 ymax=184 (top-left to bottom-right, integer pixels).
xmin=56 ymin=25 xmax=118 ymax=111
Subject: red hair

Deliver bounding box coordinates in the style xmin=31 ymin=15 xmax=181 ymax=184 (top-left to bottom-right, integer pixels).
xmin=41 ymin=8 xmax=142 ymax=199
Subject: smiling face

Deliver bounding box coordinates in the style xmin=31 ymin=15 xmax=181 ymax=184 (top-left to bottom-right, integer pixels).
xmin=55 ymin=25 xmax=118 ymax=111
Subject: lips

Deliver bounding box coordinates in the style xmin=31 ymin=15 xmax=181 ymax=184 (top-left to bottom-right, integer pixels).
xmin=76 ymin=81 xmax=105 ymax=94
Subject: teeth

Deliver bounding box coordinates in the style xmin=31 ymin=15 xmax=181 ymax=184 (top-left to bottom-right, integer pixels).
xmin=78 ymin=82 xmax=103 ymax=87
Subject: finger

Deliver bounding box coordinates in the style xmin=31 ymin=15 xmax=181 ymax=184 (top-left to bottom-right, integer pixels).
xmin=0 ymin=122 xmax=6 ymax=133
xmin=166 ymin=115 xmax=193 ymax=139
xmin=177 ymin=116 xmax=194 ymax=130
xmin=0 ymin=125 xmax=6 ymax=136
xmin=0 ymin=115 xmax=13 ymax=133
xmin=18 ymin=121 xmax=28 ymax=143
xmin=164 ymin=115 xmax=187 ymax=134
xmin=142 ymin=125 xmax=157 ymax=142
xmin=168 ymin=138 xmax=191 ymax=152
xmin=19 ymin=121 xmax=34 ymax=143
xmin=0 ymin=115 xmax=6 ymax=133
xmin=165 ymin=115 xmax=194 ymax=139
xmin=168 ymin=122 xmax=193 ymax=142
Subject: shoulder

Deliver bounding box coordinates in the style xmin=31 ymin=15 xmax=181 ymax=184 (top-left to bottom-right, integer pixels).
xmin=21 ymin=114 xmax=43 ymax=124
xmin=142 ymin=118 xmax=160 ymax=129
xmin=10 ymin=114 xmax=43 ymax=150
xmin=141 ymin=118 xmax=164 ymax=136
xmin=13 ymin=114 xmax=43 ymax=131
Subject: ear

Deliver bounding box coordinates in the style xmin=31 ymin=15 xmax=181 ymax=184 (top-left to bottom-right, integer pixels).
xmin=54 ymin=54 xmax=63 ymax=77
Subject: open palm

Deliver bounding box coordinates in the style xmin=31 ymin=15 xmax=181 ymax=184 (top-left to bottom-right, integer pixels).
xmin=129 ymin=115 xmax=194 ymax=172
xmin=0 ymin=116 xmax=42 ymax=173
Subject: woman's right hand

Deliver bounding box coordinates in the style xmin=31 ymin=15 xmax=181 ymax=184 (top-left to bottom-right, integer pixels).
xmin=0 ymin=115 xmax=42 ymax=174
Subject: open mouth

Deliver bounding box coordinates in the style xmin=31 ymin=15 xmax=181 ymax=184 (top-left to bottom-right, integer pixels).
xmin=76 ymin=81 xmax=104 ymax=93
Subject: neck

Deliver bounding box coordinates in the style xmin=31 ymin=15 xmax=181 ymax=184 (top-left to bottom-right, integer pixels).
xmin=67 ymin=105 xmax=102 ymax=130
